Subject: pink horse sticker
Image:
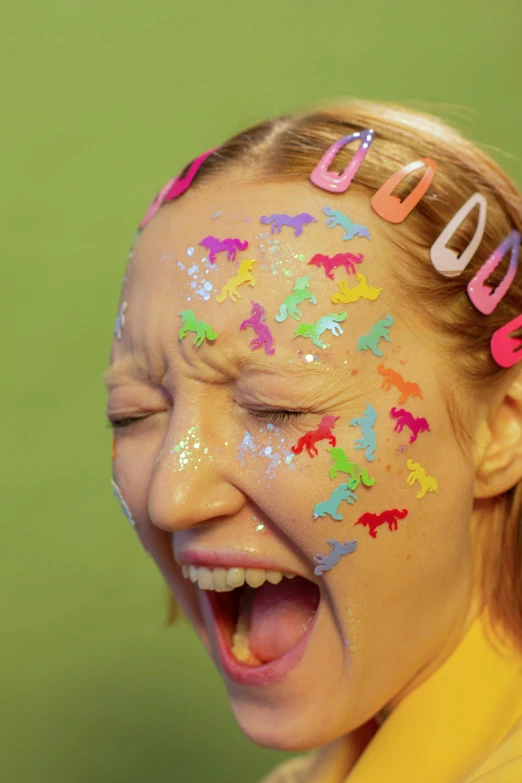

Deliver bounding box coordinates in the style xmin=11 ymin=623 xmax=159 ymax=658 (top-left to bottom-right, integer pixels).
xmin=240 ymin=301 xmax=275 ymax=355
xmin=198 ymin=236 xmax=249 ymax=263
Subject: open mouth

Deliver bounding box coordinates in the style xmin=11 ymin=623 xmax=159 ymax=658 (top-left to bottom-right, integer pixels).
xmin=181 ymin=565 xmax=321 ymax=685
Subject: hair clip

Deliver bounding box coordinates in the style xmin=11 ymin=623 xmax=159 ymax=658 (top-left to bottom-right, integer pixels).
xmin=259 ymin=213 xmax=317 ymax=237
xmin=308 ymin=251 xmax=364 ymax=280
xmin=377 ymin=364 xmax=423 ymax=404
xmin=275 ymin=275 xmax=316 ymax=322
xmin=467 ymin=230 xmax=521 ymax=315
xmin=356 ymin=315 xmax=394 ymax=356
xmin=310 ymin=130 xmax=375 ymax=193
xmin=291 ymin=415 xmax=340 ymax=457
xmin=313 ymin=483 xmax=358 ymax=521
xmin=390 ymin=407 xmax=430 ymax=443
xmin=313 ymin=539 xmax=358 ymax=576
xmin=406 ymin=459 xmax=438 ymax=498
xmin=371 ymin=158 xmax=438 ymax=224
xmin=198 ymin=235 xmax=249 ymax=264
xmin=323 ymin=207 xmax=371 ymax=240
xmin=294 ymin=312 xmax=347 ymax=348
xmin=240 ymin=301 xmax=275 ymax=355
xmin=430 ymin=193 xmax=487 ymax=277
xmin=216 ymin=259 xmax=256 ymax=303
xmin=178 ymin=310 xmax=218 ymax=345
xmin=332 ymin=272 xmax=382 ymax=305
xmin=327 ymin=447 xmax=375 ymax=487
xmin=491 ymin=314 xmax=522 ymax=368
xmin=139 ymin=148 xmax=217 ymax=230
xmin=349 ymin=402 xmax=377 ymax=461
xmin=111 ymin=479 xmax=136 ymax=528
xmin=355 ymin=508 xmax=408 ymax=538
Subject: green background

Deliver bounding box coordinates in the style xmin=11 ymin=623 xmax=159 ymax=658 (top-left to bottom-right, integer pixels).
xmin=3 ymin=1 xmax=521 ymax=781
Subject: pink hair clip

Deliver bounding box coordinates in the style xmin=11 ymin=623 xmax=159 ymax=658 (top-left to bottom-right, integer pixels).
xmin=310 ymin=130 xmax=375 ymax=193
xmin=467 ymin=230 xmax=521 ymax=315
xmin=371 ymin=158 xmax=438 ymax=224
xmin=430 ymin=193 xmax=487 ymax=278
xmin=139 ymin=148 xmax=218 ymax=230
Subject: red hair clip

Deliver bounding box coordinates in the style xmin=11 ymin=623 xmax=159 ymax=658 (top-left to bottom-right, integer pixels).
xmin=139 ymin=148 xmax=217 ymax=231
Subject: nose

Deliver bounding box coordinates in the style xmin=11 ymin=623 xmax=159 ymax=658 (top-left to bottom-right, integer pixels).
xmin=148 ymin=420 xmax=246 ymax=533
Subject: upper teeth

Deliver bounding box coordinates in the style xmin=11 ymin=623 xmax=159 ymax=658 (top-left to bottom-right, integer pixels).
xmin=180 ymin=565 xmax=296 ymax=592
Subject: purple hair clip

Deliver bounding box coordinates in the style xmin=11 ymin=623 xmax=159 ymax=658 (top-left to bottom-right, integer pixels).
xmin=468 ymin=230 xmax=521 ymax=315
xmin=139 ymin=148 xmax=218 ymax=231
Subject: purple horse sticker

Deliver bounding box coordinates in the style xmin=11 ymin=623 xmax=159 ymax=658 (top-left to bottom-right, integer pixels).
xmin=260 ymin=213 xmax=317 ymax=237
xmin=198 ymin=235 xmax=249 ymax=264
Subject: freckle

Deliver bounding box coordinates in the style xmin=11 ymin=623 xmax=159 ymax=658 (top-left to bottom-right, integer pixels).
xmin=386 ymin=438 xmax=389 ymax=442
xmin=385 ymin=464 xmax=391 ymax=471
xmin=351 ymin=369 xmax=358 ymax=376
xmin=377 ymin=458 xmax=381 ymax=462
xmin=396 ymin=469 xmax=402 ymax=476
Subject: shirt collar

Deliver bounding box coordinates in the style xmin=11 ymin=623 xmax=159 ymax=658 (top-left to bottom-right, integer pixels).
xmin=345 ymin=616 xmax=522 ymax=782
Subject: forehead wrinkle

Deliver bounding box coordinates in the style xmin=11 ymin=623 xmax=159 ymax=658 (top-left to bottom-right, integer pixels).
xmin=236 ymin=354 xmax=376 ymax=408
xmin=102 ymin=352 xmax=167 ymax=388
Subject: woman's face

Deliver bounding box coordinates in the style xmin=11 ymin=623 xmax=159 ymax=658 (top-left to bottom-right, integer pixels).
xmin=106 ymin=177 xmax=478 ymax=750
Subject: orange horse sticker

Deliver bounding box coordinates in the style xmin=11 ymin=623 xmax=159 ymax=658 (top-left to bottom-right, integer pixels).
xmin=377 ymin=364 xmax=423 ymax=405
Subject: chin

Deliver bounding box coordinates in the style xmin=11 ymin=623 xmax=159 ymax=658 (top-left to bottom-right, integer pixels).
xmin=228 ymin=696 xmax=338 ymax=752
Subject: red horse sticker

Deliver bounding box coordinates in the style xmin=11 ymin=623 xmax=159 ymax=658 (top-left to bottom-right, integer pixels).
xmin=355 ymin=508 xmax=408 ymax=538
xmin=291 ymin=415 xmax=340 ymax=457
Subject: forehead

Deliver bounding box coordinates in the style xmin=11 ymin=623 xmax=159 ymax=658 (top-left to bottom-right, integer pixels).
xmin=113 ymin=177 xmax=405 ymax=377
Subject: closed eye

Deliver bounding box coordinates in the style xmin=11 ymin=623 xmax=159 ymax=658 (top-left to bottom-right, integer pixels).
xmin=107 ymin=415 xmax=151 ymax=429
xmin=107 ymin=410 xmax=306 ymax=429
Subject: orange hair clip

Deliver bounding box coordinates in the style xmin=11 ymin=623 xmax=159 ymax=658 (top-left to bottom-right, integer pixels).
xmin=370 ymin=158 xmax=438 ymax=224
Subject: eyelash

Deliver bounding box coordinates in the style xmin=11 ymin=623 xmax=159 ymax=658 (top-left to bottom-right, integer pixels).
xmin=107 ymin=417 xmax=146 ymax=430
xmin=248 ymin=409 xmax=305 ymax=423
xmin=108 ymin=409 xmax=305 ymax=430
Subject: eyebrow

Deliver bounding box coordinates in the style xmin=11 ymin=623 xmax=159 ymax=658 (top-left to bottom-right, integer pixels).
xmin=235 ymin=355 xmax=335 ymax=378
xmin=102 ymin=355 xmax=166 ymax=388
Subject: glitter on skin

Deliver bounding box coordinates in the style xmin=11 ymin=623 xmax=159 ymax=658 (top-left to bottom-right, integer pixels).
xmin=168 ymin=426 xmax=213 ymax=471
xmin=111 ymin=478 xmax=135 ymax=527
xmin=251 ymin=514 xmax=266 ymax=533
xmin=114 ymin=301 xmax=127 ymax=340
xmin=294 ymin=349 xmax=322 ymax=365
xmin=183 ymin=256 xmax=218 ymax=301
xmin=237 ymin=426 xmax=296 ymax=479
xmin=255 ymin=234 xmax=308 ymax=277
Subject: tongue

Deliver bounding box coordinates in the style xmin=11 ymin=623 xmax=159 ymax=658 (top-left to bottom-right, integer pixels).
xmin=249 ymin=576 xmax=320 ymax=663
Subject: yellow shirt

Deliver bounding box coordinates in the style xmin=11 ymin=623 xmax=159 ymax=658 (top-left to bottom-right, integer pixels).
xmin=260 ymin=618 xmax=522 ymax=783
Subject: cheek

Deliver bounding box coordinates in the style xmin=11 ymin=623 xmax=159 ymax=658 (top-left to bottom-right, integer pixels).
xmin=252 ymin=407 xmax=473 ymax=580
xmin=112 ymin=429 xmax=163 ymax=550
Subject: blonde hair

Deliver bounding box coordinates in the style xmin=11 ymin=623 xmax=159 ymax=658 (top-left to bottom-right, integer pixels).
xmin=163 ymin=100 xmax=522 ymax=652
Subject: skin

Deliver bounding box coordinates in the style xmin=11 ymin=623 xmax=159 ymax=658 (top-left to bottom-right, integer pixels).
xmin=105 ymin=175 xmax=522 ymax=773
